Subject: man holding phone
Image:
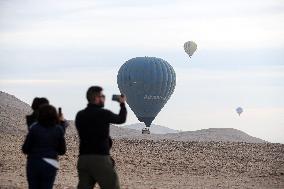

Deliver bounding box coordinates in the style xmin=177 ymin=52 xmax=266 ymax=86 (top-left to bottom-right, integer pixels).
xmin=75 ymin=86 xmax=127 ymax=189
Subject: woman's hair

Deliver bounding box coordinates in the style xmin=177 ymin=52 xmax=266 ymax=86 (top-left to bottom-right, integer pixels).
xmin=31 ymin=97 xmax=49 ymax=111
xmin=38 ymin=104 xmax=58 ymax=127
xmin=31 ymin=97 xmax=40 ymax=110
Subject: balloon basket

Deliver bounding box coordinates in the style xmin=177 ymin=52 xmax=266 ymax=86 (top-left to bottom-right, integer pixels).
xmin=142 ymin=127 xmax=150 ymax=134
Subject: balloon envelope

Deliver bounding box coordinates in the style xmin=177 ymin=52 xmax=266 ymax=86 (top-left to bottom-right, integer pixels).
xmin=184 ymin=41 xmax=197 ymax=57
xmin=236 ymin=107 xmax=243 ymax=115
xmin=117 ymin=57 xmax=176 ymax=127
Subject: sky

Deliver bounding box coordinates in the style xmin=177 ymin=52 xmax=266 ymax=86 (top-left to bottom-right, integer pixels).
xmin=0 ymin=0 xmax=284 ymax=143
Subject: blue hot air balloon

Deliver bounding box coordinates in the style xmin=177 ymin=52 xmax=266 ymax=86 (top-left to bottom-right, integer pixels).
xmin=117 ymin=57 xmax=176 ymax=133
xmin=236 ymin=107 xmax=243 ymax=116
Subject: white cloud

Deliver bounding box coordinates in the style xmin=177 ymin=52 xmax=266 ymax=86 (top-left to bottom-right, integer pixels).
xmin=0 ymin=67 xmax=118 ymax=87
xmin=1 ymin=0 xmax=284 ymax=50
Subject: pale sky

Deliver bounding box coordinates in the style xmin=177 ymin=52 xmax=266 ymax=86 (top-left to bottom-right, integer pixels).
xmin=1 ymin=0 xmax=284 ymax=143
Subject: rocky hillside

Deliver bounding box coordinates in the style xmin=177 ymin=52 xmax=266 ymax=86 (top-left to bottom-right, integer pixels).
xmin=122 ymin=123 xmax=179 ymax=134
xmin=0 ymin=91 xmax=31 ymax=134
xmin=163 ymin=128 xmax=266 ymax=143
xmin=0 ymin=91 xmax=266 ymax=143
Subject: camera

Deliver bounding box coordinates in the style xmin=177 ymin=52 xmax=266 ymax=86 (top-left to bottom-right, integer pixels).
xmin=112 ymin=94 xmax=124 ymax=102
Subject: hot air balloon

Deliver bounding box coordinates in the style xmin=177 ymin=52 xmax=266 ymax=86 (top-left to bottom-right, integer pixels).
xmin=184 ymin=41 xmax=197 ymax=58
xmin=117 ymin=57 xmax=176 ymax=134
xmin=236 ymin=107 xmax=243 ymax=116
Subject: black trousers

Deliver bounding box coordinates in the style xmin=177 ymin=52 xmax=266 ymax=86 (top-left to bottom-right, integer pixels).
xmin=26 ymin=157 xmax=57 ymax=189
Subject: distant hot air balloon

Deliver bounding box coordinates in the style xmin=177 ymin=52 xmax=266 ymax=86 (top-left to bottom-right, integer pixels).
xmin=184 ymin=41 xmax=197 ymax=58
xmin=117 ymin=57 xmax=176 ymax=134
xmin=236 ymin=107 xmax=243 ymax=116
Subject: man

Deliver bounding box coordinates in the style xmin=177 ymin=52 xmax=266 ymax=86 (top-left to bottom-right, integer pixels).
xmin=75 ymin=86 xmax=127 ymax=189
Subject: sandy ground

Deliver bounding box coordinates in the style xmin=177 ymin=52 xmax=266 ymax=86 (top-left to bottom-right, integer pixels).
xmin=1 ymin=133 xmax=284 ymax=189
xmin=2 ymin=91 xmax=283 ymax=188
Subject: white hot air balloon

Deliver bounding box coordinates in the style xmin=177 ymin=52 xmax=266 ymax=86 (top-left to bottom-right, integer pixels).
xmin=184 ymin=41 xmax=197 ymax=58
xmin=236 ymin=107 xmax=243 ymax=116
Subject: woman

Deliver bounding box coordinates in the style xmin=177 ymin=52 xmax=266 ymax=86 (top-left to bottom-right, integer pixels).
xmin=26 ymin=97 xmax=68 ymax=133
xmin=22 ymin=105 xmax=66 ymax=189
xmin=26 ymin=97 xmax=49 ymax=129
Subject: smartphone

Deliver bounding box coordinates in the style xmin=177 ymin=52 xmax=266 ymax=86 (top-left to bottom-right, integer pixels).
xmin=58 ymin=107 xmax=62 ymax=116
xmin=112 ymin=95 xmax=120 ymax=102
xmin=112 ymin=94 xmax=125 ymax=101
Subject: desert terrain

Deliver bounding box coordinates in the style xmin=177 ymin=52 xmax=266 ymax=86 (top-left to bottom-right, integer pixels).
xmin=1 ymin=91 xmax=284 ymax=189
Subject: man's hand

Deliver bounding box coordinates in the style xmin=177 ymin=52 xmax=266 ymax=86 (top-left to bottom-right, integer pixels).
xmin=59 ymin=114 xmax=65 ymax=122
xmin=118 ymin=94 xmax=126 ymax=104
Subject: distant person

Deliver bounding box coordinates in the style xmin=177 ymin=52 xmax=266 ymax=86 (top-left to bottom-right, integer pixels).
xmin=26 ymin=97 xmax=68 ymax=133
xmin=22 ymin=104 xmax=66 ymax=189
xmin=75 ymin=86 xmax=127 ymax=189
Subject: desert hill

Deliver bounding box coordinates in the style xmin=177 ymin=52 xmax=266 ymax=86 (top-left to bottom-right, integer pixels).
xmin=122 ymin=123 xmax=179 ymax=134
xmin=0 ymin=91 xmax=266 ymax=143
xmin=1 ymin=91 xmax=283 ymax=188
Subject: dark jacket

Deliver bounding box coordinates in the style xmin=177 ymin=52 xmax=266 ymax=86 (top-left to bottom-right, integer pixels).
xmin=75 ymin=103 xmax=127 ymax=155
xmin=22 ymin=123 xmax=66 ymax=159
xmin=26 ymin=112 xmax=38 ymax=129
xmin=26 ymin=112 xmax=68 ymax=134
